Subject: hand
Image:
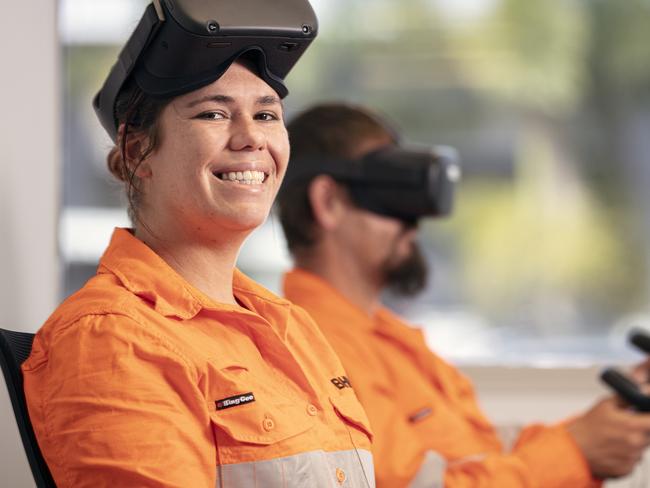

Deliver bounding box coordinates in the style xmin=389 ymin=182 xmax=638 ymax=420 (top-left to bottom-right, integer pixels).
xmin=630 ymin=358 xmax=650 ymax=384
xmin=566 ymin=396 xmax=650 ymax=479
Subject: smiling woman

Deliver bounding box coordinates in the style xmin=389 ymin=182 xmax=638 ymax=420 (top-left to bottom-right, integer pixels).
xmin=20 ymin=1 xmax=376 ymax=487
xmin=109 ymin=62 xmax=290 ymax=304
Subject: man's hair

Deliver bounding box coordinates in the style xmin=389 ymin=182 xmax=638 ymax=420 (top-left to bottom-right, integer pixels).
xmin=277 ymin=103 xmax=398 ymax=254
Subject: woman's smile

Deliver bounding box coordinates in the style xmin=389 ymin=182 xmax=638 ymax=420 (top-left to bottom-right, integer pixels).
xmin=215 ymin=170 xmax=267 ymax=185
xmin=211 ymin=161 xmax=273 ymax=188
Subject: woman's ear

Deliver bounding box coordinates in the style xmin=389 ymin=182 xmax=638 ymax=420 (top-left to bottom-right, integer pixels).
xmin=308 ymin=175 xmax=349 ymax=231
xmin=123 ymin=130 xmax=153 ymax=179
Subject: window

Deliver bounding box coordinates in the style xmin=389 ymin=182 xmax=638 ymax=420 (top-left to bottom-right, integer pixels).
xmin=60 ymin=0 xmax=650 ymax=366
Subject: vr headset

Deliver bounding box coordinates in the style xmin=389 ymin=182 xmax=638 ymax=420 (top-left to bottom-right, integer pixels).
xmin=94 ymin=0 xmax=318 ymax=141
xmin=283 ymin=145 xmax=461 ymax=223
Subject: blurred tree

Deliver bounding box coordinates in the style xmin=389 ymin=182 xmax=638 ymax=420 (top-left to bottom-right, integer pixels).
xmin=451 ymin=0 xmax=589 ymax=114
xmin=581 ymin=0 xmax=650 ymax=309
xmin=438 ymin=0 xmax=648 ymax=330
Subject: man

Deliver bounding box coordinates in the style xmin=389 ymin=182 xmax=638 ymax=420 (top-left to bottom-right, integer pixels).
xmin=277 ymin=102 xmax=650 ymax=487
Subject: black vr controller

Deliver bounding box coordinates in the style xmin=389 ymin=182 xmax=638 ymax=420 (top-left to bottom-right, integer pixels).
xmin=283 ymin=145 xmax=462 ymax=223
xmin=630 ymin=329 xmax=650 ymax=355
xmin=600 ymin=329 xmax=650 ymax=412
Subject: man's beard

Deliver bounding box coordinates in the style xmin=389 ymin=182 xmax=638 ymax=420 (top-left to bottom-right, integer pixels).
xmin=382 ymin=243 xmax=428 ymax=297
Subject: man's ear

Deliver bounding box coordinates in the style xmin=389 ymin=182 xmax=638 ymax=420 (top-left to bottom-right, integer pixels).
xmin=308 ymin=175 xmax=349 ymax=230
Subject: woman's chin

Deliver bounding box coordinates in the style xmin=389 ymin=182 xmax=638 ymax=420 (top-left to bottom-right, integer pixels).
xmin=217 ymin=211 xmax=270 ymax=235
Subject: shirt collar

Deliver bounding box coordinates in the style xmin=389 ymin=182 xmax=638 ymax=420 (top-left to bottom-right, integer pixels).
xmin=283 ymin=268 xmax=378 ymax=332
xmin=283 ymin=267 xmax=424 ymax=340
xmin=98 ymin=228 xmax=290 ymax=320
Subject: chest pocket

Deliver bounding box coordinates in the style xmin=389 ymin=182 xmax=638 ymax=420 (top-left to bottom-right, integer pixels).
xmin=329 ymin=391 xmax=374 ymax=442
xmin=208 ymin=363 xmax=316 ymax=448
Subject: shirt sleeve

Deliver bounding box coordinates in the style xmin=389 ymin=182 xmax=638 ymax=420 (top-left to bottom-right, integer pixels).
xmin=432 ymin=353 xmax=602 ymax=488
xmin=442 ymin=423 xmax=602 ymax=488
xmin=23 ymin=314 xmax=215 ymax=488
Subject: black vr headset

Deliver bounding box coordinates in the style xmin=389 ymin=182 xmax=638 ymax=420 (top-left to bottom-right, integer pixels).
xmin=283 ymin=145 xmax=462 ymax=223
xmin=94 ymin=0 xmax=318 ymax=141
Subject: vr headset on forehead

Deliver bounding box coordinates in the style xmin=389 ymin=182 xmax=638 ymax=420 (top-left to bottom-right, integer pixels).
xmin=283 ymin=145 xmax=462 ymax=223
xmin=93 ymin=0 xmax=318 ymax=141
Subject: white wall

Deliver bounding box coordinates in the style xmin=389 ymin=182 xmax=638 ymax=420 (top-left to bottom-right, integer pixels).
xmin=0 ymin=1 xmax=60 ymax=486
xmin=461 ymin=365 xmax=607 ymax=425
xmin=0 ymin=0 xmax=60 ymax=334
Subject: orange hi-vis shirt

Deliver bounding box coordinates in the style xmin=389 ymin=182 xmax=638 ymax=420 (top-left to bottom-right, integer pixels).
xmin=23 ymin=229 xmax=375 ymax=488
xmin=284 ymin=268 xmax=602 ymax=488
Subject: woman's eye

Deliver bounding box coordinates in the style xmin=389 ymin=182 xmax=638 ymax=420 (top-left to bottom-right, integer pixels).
xmin=196 ymin=111 xmax=226 ymax=120
xmin=255 ymin=112 xmax=279 ymax=122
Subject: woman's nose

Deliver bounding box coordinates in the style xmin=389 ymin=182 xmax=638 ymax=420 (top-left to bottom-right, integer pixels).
xmin=229 ymin=118 xmax=266 ymax=151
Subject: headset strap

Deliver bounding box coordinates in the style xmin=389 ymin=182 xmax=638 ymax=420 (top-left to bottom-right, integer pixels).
xmin=94 ymin=2 xmax=165 ymax=140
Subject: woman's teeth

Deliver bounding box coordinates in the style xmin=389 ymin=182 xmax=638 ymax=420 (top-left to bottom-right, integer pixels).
xmin=217 ymin=170 xmax=266 ymax=185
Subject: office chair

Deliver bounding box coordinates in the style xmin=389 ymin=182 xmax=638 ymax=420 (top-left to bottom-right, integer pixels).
xmin=0 ymin=328 xmax=56 ymax=487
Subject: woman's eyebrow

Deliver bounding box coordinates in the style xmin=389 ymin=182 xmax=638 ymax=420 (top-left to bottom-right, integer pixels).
xmin=186 ymin=94 xmax=234 ymax=108
xmin=185 ymin=94 xmax=282 ymax=108
xmin=258 ymin=95 xmax=281 ymax=106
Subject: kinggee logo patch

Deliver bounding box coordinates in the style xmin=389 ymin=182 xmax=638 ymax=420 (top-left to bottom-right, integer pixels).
xmin=216 ymin=392 xmax=255 ymax=411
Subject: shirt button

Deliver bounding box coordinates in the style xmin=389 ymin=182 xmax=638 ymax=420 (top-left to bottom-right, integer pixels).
xmin=262 ymin=417 xmax=275 ymax=431
xmin=307 ymin=404 xmax=318 ymax=416
xmin=336 ymin=467 xmax=346 ymax=484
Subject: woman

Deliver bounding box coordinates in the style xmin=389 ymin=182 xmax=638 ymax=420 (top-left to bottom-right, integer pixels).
xmin=22 ymin=2 xmax=374 ymax=487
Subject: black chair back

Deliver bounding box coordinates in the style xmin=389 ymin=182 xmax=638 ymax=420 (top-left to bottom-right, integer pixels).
xmin=0 ymin=328 xmax=56 ymax=487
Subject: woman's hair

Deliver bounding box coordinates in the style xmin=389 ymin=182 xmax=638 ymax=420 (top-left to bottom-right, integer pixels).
xmin=106 ymin=78 xmax=173 ymax=223
xmin=277 ymin=103 xmax=398 ymax=254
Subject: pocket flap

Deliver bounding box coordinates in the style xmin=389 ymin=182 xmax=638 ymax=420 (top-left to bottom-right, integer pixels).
xmin=329 ymin=393 xmax=374 ymax=441
xmin=211 ymin=397 xmax=315 ymax=445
